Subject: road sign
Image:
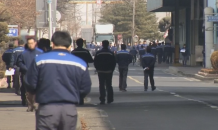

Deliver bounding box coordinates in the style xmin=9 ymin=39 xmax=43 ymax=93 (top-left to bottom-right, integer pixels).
xmin=36 ymin=0 xmax=57 ymax=28
xmin=7 ymin=29 xmax=18 ymax=37
xmin=207 ymin=16 xmax=218 ymax=22
xmin=8 ymin=25 xmax=18 ymax=28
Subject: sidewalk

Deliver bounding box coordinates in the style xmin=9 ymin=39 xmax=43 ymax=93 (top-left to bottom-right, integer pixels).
xmin=166 ymin=66 xmax=202 ymax=77
xmin=0 ymin=87 xmax=112 ymax=130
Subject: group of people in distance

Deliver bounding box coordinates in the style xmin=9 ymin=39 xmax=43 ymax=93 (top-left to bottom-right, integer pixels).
xmin=1 ymin=31 xmax=157 ymax=130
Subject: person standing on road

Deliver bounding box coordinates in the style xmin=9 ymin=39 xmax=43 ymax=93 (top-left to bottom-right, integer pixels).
xmin=25 ymin=31 xmax=91 ymax=130
xmin=116 ymin=44 xmax=132 ymax=92
xmin=2 ymin=43 xmax=14 ymax=88
xmin=71 ymin=38 xmax=93 ymax=105
xmin=9 ymin=40 xmax=25 ymax=95
xmin=156 ymin=43 xmax=163 ymax=64
xmin=18 ymin=37 xmax=43 ymax=111
xmin=180 ymin=44 xmax=189 ymax=66
xmin=129 ymin=47 xmax=138 ymax=65
xmin=141 ymin=46 xmax=156 ymax=91
xmin=139 ymin=45 xmax=146 ymax=66
xmin=94 ymin=40 xmax=116 ymax=104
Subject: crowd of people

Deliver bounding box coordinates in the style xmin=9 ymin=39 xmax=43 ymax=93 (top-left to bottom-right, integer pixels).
xmin=1 ymin=31 xmax=189 ymax=130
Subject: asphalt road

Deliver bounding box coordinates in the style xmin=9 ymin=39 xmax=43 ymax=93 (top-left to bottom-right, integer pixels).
xmin=86 ymin=64 xmax=218 ymax=130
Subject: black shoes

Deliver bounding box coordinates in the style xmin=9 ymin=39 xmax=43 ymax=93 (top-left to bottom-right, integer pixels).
xmin=99 ymin=100 xmax=113 ymax=105
xmin=152 ymin=86 xmax=156 ymax=91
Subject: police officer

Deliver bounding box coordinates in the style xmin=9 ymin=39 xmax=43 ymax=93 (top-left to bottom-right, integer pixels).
xmin=71 ymin=38 xmax=93 ymax=105
xmin=129 ymin=47 xmax=138 ymax=65
xmin=156 ymin=43 xmax=163 ymax=64
xmin=116 ymin=44 xmax=132 ymax=92
xmin=94 ymin=40 xmax=116 ymax=104
xmin=2 ymin=43 xmax=14 ymax=88
xmin=141 ymin=46 xmax=156 ymax=91
xmin=164 ymin=43 xmax=172 ymax=64
xmin=18 ymin=37 xmax=43 ymax=111
xmin=9 ymin=40 xmax=25 ymax=95
xmin=139 ymin=45 xmax=146 ymax=66
xmin=25 ymin=31 xmax=91 ymax=130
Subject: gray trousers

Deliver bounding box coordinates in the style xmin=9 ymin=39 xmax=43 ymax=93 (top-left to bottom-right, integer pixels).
xmin=36 ymin=104 xmax=77 ymax=130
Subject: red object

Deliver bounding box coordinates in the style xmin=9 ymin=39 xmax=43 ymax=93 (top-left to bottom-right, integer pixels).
xmin=163 ymin=29 xmax=168 ymax=39
xmin=117 ymin=34 xmax=122 ymax=40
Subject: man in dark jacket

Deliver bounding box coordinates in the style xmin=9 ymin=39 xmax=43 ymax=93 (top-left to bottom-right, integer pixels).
xmin=9 ymin=40 xmax=25 ymax=95
xmin=116 ymin=44 xmax=132 ymax=91
xmin=2 ymin=43 xmax=14 ymax=88
xmin=129 ymin=47 xmax=138 ymax=65
xmin=94 ymin=40 xmax=116 ymax=104
xmin=71 ymin=38 xmax=93 ymax=105
xmin=141 ymin=46 xmax=156 ymax=91
xmin=17 ymin=37 xmax=43 ymax=110
xmin=37 ymin=38 xmax=52 ymax=52
xmin=25 ymin=31 xmax=91 ymax=130
xmin=156 ymin=43 xmax=163 ymax=64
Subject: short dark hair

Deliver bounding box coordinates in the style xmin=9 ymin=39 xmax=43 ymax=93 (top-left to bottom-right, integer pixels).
xmin=18 ymin=40 xmax=24 ymax=45
xmin=38 ymin=38 xmax=51 ymax=50
xmin=27 ymin=37 xmax=35 ymax=42
xmin=51 ymin=31 xmax=72 ymax=48
xmin=76 ymin=38 xmax=83 ymax=47
xmin=146 ymin=46 xmax=151 ymax=53
xmin=121 ymin=44 xmax=126 ymax=50
xmin=9 ymin=43 xmax=14 ymax=48
xmin=102 ymin=40 xmax=109 ymax=48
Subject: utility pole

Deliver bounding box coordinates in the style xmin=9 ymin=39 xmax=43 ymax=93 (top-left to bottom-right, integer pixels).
xmin=47 ymin=0 xmax=52 ymax=39
xmin=132 ymin=0 xmax=135 ymax=45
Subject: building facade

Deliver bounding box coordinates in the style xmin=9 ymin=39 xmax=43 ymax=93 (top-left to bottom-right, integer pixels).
xmin=147 ymin=0 xmax=205 ymax=66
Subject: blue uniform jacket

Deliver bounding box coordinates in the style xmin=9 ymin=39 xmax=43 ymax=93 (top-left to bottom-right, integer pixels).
xmin=18 ymin=48 xmax=43 ymax=74
xmin=129 ymin=48 xmax=138 ymax=55
xmin=25 ymin=49 xmax=91 ymax=105
xmin=141 ymin=53 xmax=155 ymax=70
xmin=116 ymin=50 xmax=132 ymax=67
xmin=10 ymin=46 xmax=25 ymax=67
xmin=2 ymin=48 xmax=13 ymax=67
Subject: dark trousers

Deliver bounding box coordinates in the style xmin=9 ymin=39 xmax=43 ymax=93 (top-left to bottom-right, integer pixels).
xmin=132 ymin=55 xmax=136 ymax=64
xmin=163 ymin=53 xmax=166 ymax=62
xmin=98 ymin=73 xmax=114 ymax=103
xmin=158 ymin=54 xmax=162 ymax=64
xmin=166 ymin=53 xmax=172 ymax=64
xmin=20 ymin=75 xmax=26 ymax=104
xmin=13 ymin=67 xmax=21 ymax=94
xmin=118 ymin=67 xmax=128 ymax=90
xmin=36 ymin=104 xmax=77 ymax=130
xmin=144 ymin=69 xmax=155 ymax=90
xmin=7 ymin=76 xmax=11 ymax=84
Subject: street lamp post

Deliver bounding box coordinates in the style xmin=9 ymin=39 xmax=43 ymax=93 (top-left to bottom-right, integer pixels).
xmin=131 ymin=0 xmax=136 ymax=45
xmin=47 ymin=0 xmax=53 ymax=39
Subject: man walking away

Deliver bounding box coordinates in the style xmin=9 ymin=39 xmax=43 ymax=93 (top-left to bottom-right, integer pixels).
xmin=180 ymin=44 xmax=189 ymax=66
xmin=141 ymin=46 xmax=156 ymax=91
xmin=139 ymin=45 xmax=146 ymax=66
xmin=2 ymin=43 xmax=14 ymax=88
xmin=156 ymin=43 xmax=163 ymax=64
xmin=10 ymin=40 xmax=25 ymax=95
xmin=129 ymin=47 xmax=138 ymax=65
xmin=37 ymin=38 xmax=52 ymax=52
xmin=71 ymin=38 xmax=93 ymax=105
xmin=116 ymin=44 xmax=132 ymax=91
xmin=25 ymin=31 xmax=91 ymax=130
xmin=94 ymin=40 xmax=116 ymax=104
xmin=18 ymin=38 xmax=43 ymax=111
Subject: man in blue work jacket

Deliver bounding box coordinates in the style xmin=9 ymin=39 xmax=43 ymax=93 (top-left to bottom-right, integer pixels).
xmin=9 ymin=40 xmax=25 ymax=95
xmin=141 ymin=46 xmax=156 ymax=91
xmin=116 ymin=44 xmax=132 ymax=91
xmin=25 ymin=31 xmax=91 ymax=130
xmin=2 ymin=43 xmax=14 ymax=88
xmin=17 ymin=37 xmax=43 ymax=109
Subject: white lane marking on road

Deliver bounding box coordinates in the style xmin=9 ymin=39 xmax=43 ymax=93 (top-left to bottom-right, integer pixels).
xmin=190 ymin=78 xmax=200 ymax=81
xmin=128 ymin=76 xmax=218 ymax=111
xmin=184 ymin=78 xmax=193 ymax=81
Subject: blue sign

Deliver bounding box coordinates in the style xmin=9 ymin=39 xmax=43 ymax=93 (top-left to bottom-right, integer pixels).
xmin=207 ymin=16 xmax=218 ymax=22
xmin=7 ymin=28 xmax=18 ymax=37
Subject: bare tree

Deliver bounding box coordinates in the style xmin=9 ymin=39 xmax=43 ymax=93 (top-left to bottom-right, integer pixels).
xmin=0 ymin=0 xmax=36 ymax=31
